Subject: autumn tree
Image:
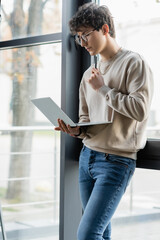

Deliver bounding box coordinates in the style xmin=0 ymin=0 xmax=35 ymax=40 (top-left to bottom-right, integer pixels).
xmin=2 ymin=0 xmax=50 ymax=201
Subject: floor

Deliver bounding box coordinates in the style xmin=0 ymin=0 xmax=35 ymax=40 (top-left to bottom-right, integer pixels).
xmin=29 ymin=219 xmax=160 ymax=240
xmin=112 ymin=218 xmax=160 ymax=240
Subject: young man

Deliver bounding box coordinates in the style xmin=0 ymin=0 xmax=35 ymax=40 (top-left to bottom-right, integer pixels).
xmin=55 ymin=3 xmax=153 ymax=240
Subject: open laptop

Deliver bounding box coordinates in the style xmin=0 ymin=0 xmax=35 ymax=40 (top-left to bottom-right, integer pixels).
xmin=31 ymin=97 xmax=112 ymax=127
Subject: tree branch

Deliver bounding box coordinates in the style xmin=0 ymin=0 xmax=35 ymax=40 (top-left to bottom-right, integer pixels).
xmin=42 ymin=0 xmax=50 ymax=9
xmin=1 ymin=6 xmax=10 ymax=25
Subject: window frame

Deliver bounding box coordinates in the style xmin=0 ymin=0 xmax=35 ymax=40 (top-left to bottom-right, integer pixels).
xmin=0 ymin=33 xmax=62 ymax=49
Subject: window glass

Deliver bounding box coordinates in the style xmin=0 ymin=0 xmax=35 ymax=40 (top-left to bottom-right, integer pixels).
xmin=113 ymin=168 xmax=160 ymax=240
xmin=1 ymin=0 xmax=62 ymax=41
xmin=0 ymin=43 xmax=61 ymax=126
xmin=0 ymin=43 xmax=61 ymax=240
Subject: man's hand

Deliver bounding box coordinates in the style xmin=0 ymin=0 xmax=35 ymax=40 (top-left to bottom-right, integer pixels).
xmin=54 ymin=119 xmax=81 ymax=137
xmin=87 ymin=68 xmax=105 ymax=90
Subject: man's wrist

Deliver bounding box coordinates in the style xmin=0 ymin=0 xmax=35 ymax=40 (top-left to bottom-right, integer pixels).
xmin=74 ymin=127 xmax=82 ymax=137
xmin=96 ymin=84 xmax=105 ymax=92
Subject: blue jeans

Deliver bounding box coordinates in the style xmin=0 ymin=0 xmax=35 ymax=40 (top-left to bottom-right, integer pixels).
xmin=77 ymin=145 xmax=136 ymax=240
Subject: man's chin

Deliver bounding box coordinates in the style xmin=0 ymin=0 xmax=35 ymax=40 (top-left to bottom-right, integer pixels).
xmin=89 ymin=51 xmax=95 ymax=56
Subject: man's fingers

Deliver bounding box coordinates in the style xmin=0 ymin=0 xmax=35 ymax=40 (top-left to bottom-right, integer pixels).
xmin=58 ymin=119 xmax=70 ymax=133
xmin=94 ymin=67 xmax=99 ymax=72
xmin=54 ymin=126 xmax=61 ymax=131
xmin=57 ymin=119 xmax=65 ymax=132
xmin=92 ymin=67 xmax=99 ymax=74
xmin=68 ymin=125 xmax=80 ymax=135
xmin=61 ymin=121 xmax=70 ymax=133
xmin=56 ymin=119 xmax=80 ymax=136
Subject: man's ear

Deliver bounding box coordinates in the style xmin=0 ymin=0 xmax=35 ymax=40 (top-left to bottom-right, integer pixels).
xmin=102 ymin=24 xmax=109 ymax=35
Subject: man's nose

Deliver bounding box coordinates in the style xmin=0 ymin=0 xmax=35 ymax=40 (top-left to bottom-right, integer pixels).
xmin=81 ymin=39 xmax=87 ymax=47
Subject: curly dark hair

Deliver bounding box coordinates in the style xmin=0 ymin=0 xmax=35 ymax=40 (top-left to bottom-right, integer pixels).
xmin=69 ymin=3 xmax=116 ymax=38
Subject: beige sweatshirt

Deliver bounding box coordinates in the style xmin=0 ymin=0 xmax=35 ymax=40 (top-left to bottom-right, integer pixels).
xmin=78 ymin=48 xmax=153 ymax=160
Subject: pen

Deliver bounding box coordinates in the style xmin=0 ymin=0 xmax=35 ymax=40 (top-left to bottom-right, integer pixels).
xmin=94 ymin=55 xmax=97 ymax=69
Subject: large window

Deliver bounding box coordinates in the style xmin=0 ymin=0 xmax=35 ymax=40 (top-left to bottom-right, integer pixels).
xmin=98 ymin=1 xmax=160 ymax=239
xmin=0 ymin=1 xmax=62 ymax=240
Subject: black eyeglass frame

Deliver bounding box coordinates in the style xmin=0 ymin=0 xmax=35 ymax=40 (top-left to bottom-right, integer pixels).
xmin=74 ymin=29 xmax=96 ymax=45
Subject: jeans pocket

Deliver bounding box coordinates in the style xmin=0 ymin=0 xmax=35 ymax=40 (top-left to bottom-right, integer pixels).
xmin=106 ymin=155 xmax=129 ymax=168
xmin=104 ymin=158 xmax=129 ymax=187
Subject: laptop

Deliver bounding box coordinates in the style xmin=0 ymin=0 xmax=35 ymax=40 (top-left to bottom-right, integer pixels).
xmin=31 ymin=97 xmax=112 ymax=127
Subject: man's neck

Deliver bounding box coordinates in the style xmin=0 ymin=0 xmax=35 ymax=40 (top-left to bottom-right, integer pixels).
xmin=100 ymin=38 xmax=120 ymax=62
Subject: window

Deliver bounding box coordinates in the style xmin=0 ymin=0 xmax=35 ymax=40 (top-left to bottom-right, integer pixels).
xmin=1 ymin=0 xmax=62 ymax=40
xmin=98 ymin=1 xmax=160 ymax=239
xmin=0 ymin=1 xmax=62 ymax=240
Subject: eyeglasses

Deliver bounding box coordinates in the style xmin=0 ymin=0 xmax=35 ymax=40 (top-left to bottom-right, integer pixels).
xmin=75 ymin=29 xmax=96 ymax=46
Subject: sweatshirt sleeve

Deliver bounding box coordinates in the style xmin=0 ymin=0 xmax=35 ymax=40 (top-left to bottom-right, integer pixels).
xmin=98 ymin=58 xmax=154 ymax=122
